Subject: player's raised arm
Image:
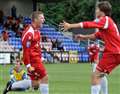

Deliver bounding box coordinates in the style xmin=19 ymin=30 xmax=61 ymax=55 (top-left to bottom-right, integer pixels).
xmin=81 ymin=16 xmax=109 ymax=29
xmin=60 ymin=16 xmax=109 ymax=31
xmin=74 ymin=33 xmax=96 ymax=41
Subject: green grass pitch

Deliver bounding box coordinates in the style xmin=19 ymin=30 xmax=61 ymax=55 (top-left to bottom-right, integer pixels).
xmin=0 ymin=63 xmax=120 ymax=94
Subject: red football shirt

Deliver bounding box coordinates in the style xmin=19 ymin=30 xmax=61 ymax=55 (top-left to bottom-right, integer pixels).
xmin=22 ymin=25 xmax=42 ymax=66
xmin=81 ymin=16 xmax=120 ymax=54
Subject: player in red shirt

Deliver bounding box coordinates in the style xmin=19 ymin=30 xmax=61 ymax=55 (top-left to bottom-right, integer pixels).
xmin=88 ymin=43 xmax=99 ymax=64
xmin=22 ymin=11 xmax=49 ymax=94
xmin=88 ymin=43 xmax=108 ymax=94
xmin=88 ymin=43 xmax=100 ymax=72
xmin=60 ymin=1 xmax=118 ymax=94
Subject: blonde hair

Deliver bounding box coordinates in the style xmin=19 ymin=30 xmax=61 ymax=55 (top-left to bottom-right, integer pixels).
xmin=31 ymin=11 xmax=43 ymax=21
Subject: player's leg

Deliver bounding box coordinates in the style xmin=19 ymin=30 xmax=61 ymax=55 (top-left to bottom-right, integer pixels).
xmin=31 ymin=73 xmax=49 ymax=94
xmin=30 ymin=73 xmax=49 ymax=94
xmin=38 ymin=58 xmax=49 ymax=94
xmin=3 ymin=79 xmax=31 ymax=94
xmin=91 ymin=53 xmax=120 ymax=94
xmin=91 ymin=69 xmax=103 ymax=94
xmin=100 ymin=54 xmax=120 ymax=94
xmin=31 ymin=57 xmax=49 ymax=94
xmin=32 ymin=80 xmax=40 ymax=90
xmin=92 ymin=63 xmax=97 ymax=72
xmin=92 ymin=63 xmax=108 ymax=94
xmin=101 ymin=76 xmax=108 ymax=94
xmin=11 ymin=79 xmax=31 ymax=91
xmin=40 ymin=75 xmax=49 ymax=94
xmin=3 ymin=81 xmax=12 ymax=94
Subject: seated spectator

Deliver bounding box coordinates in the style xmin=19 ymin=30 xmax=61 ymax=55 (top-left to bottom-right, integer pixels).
xmin=57 ymin=42 xmax=64 ymax=51
xmin=18 ymin=16 xmax=24 ymax=30
xmin=3 ymin=57 xmax=31 ymax=94
xmin=0 ymin=41 xmax=14 ymax=52
xmin=43 ymin=35 xmax=48 ymax=42
xmin=51 ymin=39 xmax=64 ymax=51
xmin=4 ymin=16 xmax=14 ymax=30
xmin=51 ymin=39 xmax=58 ymax=50
xmin=41 ymin=33 xmax=48 ymax=42
xmin=12 ymin=18 xmax=22 ymax=37
xmin=1 ymin=30 xmax=9 ymax=41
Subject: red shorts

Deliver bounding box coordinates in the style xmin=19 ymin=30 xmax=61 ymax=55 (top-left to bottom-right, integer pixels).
xmin=96 ymin=53 xmax=120 ymax=74
xmin=28 ymin=57 xmax=47 ymax=80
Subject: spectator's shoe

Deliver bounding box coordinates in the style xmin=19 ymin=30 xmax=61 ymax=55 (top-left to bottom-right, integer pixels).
xmin=3 ymin=81 xmax=12 ymax=94
xmin=34 ymin=86 xmax=39 ymax=90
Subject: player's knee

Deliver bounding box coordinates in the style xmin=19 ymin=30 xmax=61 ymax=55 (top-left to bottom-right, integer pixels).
xmin=92 ymin=72 xmax=98 ymax=81
xmin=41 ymin=75 xmax=48 ymax=83
xmin=94 ymin=72 xmax=105 ymax=78
xmin=91 ymin=72 xmax=105 ymax=85
xmin=32 ymin=80 xmax=40 ymax=88
xmin=92 ymin=70 xmax=105 ymax=78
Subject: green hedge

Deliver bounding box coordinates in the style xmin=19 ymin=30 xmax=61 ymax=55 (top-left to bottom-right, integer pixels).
xmin=38 ymin=0 xmax=120 ymax=24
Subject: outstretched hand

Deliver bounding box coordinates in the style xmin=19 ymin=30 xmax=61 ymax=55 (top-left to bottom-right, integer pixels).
xmin=59 ymin=21 xmax=71 ymax=31
xmin=74 ymin=34 xmax=85 ymax=41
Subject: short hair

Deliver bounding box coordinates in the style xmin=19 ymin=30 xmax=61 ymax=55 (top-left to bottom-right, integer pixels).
xmin=97 ymin=1 xmax=112 ymax=16
xmin=31 ymin=11 xmax=43 ymax=21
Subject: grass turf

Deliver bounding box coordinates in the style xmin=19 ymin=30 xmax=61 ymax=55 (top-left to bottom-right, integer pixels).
xmin=0 ymin=63 xmax=120 ymax=94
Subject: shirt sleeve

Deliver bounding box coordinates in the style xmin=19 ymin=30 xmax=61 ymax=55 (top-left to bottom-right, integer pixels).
xmin=81 ymin=16 xmax=109 ymax=29
xmin=9 ymin=68 xmax=14 ymax=79
xmin=94 ymin=31 xmax=102 ymax=39
xmin=22 ymin=71 xmax=28 ymax=80
xmin=9 ymin=68 xmax=16 ymax=82
xmin=9 ymin=68 xmax=13 ymax=75
xmin=22 ymin=30 xmax=33 ymax=67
